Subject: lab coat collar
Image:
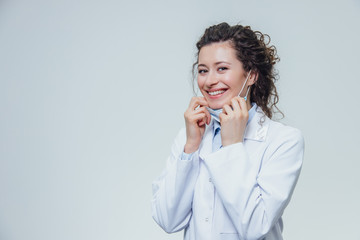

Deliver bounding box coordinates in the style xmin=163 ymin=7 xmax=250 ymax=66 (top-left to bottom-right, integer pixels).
xmin=199 ymin=107 xmax=269 ymax=159
xmin=244 ymin=107 xmax=269 ymax=142
xmin=206 ymin=106 xmax=270 ymax=142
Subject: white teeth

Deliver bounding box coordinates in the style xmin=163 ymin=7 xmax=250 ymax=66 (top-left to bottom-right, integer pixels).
xmin=208 ymin=90 xmax=225 ymax=96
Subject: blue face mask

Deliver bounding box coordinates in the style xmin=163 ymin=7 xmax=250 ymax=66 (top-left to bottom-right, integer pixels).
xmin=206 ymin=70 xmax=252 ymax=122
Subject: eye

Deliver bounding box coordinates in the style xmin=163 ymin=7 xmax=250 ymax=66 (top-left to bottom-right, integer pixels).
xmin=218 ymin=67 xmax=228 ymax=72
xmin=198 ymin=69 xmax=208 ymax=74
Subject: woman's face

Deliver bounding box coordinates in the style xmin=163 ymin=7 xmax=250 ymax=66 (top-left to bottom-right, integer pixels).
xmin=197 ymin=41 xmax=252 ymax=109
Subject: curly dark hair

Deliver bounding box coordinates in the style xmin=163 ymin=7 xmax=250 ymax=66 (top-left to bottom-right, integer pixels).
xmin=192 ymin=22 xmax=282 ymax=119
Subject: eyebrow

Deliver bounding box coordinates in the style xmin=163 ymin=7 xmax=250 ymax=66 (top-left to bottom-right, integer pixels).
xmin=198 ymin=61 xmax=231 ymax=68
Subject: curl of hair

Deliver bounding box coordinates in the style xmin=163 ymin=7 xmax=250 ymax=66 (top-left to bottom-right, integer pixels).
xmin=192 ymin=22 xmax=282 ymax=119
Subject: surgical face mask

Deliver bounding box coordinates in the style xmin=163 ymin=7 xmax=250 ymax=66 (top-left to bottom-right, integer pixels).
xmin=206 ymin=70 xmax=252 ymax=122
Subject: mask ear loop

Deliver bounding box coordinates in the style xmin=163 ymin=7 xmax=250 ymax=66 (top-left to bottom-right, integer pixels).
xmin=244 ymin=86 xmax=251 ymax=101
xmin=238 ymin=70 xmax=252 ymax=101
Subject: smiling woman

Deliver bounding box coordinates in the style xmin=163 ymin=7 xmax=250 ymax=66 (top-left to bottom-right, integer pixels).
xmin=151 ymin=22 xmax=304 ymax=240
xmin=194 ymin=23 xmax=280 ymax=119
xmin=197 ymin=41 xmax=253 ymax=110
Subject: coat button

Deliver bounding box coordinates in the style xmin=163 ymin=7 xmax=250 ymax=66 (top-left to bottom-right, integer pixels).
xmin=209 ymin=178 xmax=212 ymax=182
xmin=205 ymin=218 xmax=209 ymax=222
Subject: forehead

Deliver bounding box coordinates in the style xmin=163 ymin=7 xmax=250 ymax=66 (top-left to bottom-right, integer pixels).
xmin=198 ymin=41 xmax=238 ymax=64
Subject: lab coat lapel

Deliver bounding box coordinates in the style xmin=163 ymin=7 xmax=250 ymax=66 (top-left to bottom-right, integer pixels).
xmin=244 ymin=109 xmax=269 ymax=142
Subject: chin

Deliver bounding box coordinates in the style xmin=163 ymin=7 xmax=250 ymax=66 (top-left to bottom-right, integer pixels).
xmin=209 ymin=102 xmax=224 ymax=110
xmin=206 ymin=95 xmax=232 ymax=110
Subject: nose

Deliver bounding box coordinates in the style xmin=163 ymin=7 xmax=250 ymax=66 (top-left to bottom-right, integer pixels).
xmin=205 ymin=70 xmax=219 ymax=86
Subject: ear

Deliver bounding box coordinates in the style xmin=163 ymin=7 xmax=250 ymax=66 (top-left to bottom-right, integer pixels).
xmin=248 ymin=71 xmax=258 ymax=86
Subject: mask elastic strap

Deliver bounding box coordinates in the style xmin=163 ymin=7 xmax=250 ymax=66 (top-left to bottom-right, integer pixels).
xmin=244 ymin=86 xmax=251 ymax=101
xmin=238 ymin=70 xmax=252 ymax=100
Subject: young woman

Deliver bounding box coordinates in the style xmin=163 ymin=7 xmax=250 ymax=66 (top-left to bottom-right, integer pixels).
xmin=151 ymin=22 xmax=304 ymax=240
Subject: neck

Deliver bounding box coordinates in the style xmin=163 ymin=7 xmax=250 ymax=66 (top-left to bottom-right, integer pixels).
xmin=246 ymin=98 xmax=252 ymax=111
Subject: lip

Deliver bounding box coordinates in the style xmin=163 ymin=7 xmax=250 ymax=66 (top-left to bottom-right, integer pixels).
xmin=206 ymin=88 xmax=228 ymax=99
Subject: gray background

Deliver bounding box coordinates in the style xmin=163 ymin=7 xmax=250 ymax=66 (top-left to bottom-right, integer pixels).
xmin=1 ymin=0 xmax=359 ymax=239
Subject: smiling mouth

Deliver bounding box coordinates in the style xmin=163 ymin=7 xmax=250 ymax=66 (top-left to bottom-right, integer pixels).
xmin=208 ymin=89 xmax=226 ymax=96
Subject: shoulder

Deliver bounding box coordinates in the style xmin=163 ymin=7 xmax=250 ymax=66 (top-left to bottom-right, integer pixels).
xmin=256 ymin=113 xmax=305 ymax=166
xmin=253 ymin=107 xmax=304 ymax=147
xmin=263 ymin=118 xmax=305 ymax=163
xmin=267 ymin=119 xmax=304 ymax=146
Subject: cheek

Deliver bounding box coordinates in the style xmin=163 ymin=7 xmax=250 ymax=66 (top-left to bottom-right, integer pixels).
xmin=223 ymin=74 xmax=235 ymax=86
xmin=197 ymin=77 xmax=204 ymax=89
xmin=225 ymin=74 xmax=242 ymax=89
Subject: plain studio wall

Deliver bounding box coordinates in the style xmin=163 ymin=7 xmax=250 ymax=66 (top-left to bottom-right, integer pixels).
xmin=1 ymin=0 xmax=359 ymax=239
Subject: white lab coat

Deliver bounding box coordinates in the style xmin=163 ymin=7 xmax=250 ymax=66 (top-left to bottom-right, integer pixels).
xmin=151 ymin=107 xmax=304 ymax=240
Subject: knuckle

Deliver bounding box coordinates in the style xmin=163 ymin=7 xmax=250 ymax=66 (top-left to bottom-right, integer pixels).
xmin=239 ymin=114 xmax=248 ymax=120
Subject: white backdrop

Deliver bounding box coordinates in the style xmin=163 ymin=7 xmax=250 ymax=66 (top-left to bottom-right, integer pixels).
xmin=1 ymin=0 xmax=360 ymax=239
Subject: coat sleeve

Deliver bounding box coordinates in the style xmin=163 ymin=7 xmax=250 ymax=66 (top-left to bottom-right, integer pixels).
xmin=203 ymin=127 xmax=304 ymax=240
xmin=151 ymin=128 xmax=200 ymax=233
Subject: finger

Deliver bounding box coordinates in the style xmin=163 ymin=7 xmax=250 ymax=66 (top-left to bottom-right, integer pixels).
xmin=196 ymin=99 xmax=209 ymax=108
xmin=238 ymin=97 xmax=249 ymax=114
xmin=194 ymin=106 xmax=207 ymax=114
xmin=198 ymin=119 xmax=206 ymax=127
xmin=198 ymin=109 xmax=210 ymax=125
xmin=185 ymin=107 xmax=208 ymax=124
xmin=198 ymin=115 xmax=208 ymax=127
xmin=219 ymin=112 xmax=226 ymax=122
xmin=194 ymin=107 xmax=211 ymax=124
xmin=189 ymin=97 xmax=209 ymax=110
xmin=230 ymin=97 xmax=241 ymax=113
xmin=198 ymin=96 xmax=208 ymax=104
xmin=222 ymin=104 xmax=233 ymax=115
xmin=190 ymin=112 xmax=206 ymax=123
xmin=189 ymin=97 xmax=200 ymax=108
xmin=203 ymin=107 xmax=211 ymax=125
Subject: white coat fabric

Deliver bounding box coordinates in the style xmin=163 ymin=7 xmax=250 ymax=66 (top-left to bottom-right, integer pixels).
xmin=151 ymin=107 xmax=304 ymax=240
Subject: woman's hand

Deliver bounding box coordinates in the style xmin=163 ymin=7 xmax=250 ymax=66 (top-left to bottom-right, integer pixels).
xmin=219 ymin=97 xmax=249 ymax=147
xmin=184 ymin=97 xmax=211 ymax=153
